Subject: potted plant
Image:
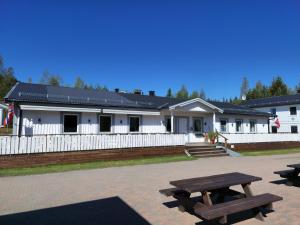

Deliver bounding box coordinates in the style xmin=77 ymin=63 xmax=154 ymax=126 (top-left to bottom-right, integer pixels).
xmin=208 ymin=131 xmax=217 ymax=144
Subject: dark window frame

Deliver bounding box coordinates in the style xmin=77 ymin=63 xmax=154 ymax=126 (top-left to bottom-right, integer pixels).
xmin=290 ymin=107 xmax=297 ymax=115
xmin=271 ymin=126 xmax=278 ymax=133
xmin=99 ymin=115 xmax=112 ymax=133
xmin=63 ymin=114 xmax=79 ymax=133
xmin=193 ymin=117 xmax=203 ymax=133
xmin=220 ymin=118 xmax=228 ymax=133
xmin=235 ymin=119 xmax=243 ymax=133
xmin=291 ymin=125 xmax=298 ymax=133
xmin=129 ymin=116 xmax=140 ymax=132
xmin=270 ymin=108 xmax=277 ymax=115
xmin=165 ymin=117 xmax=171 ymax=133
xmin=249 ymin=120 xmax=257 ymax=133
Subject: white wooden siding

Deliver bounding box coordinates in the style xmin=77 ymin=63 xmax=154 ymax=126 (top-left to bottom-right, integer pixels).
xmin=0 ymin=133 xmax=185 ymax=155
xmin=220 ymin=133 xmax=300 ymax=144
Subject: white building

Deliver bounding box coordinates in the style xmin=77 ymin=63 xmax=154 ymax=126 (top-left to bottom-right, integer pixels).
xmin=4 ymin=82 xmax=271 ymax=143
xmin=243 ymin=94 xmax=300 ymax=133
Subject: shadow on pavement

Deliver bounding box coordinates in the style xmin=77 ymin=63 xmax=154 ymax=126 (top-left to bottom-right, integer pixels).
xmin=0 ymin=196 xmax=151 ymax=225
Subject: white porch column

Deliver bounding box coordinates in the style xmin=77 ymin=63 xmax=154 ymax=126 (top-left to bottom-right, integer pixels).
xmin=212 ymin=112 xmax=216 ymax=132
xmin=171 ymin=110 xmax=174 ymax=133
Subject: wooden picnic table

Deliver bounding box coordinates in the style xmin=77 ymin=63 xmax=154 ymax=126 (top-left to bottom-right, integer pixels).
xmin=160 ymin=172 xmax=282 ymax=224
xmin=275 ymin=163 xmax=300 ymax=185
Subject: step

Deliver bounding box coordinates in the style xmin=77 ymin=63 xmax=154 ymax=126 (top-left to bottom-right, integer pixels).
xmin=191 ymin=153 xmax=229 ymax=158
xmin=187 ymin=148 xmax=220 ymax=152
xmin=188 ymin=150 xmax=226 ymax=155
xmin=186 ymin=146 xmax=218 ymax=150
xmin=185 ymin=143 xmax=216 ymax=147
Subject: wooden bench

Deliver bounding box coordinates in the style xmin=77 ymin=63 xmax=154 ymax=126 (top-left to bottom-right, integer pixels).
xmin=159 ymin=188 xmax=188 ymax=197
xmin=195 ymin=193 xmax=283 ymax=224
xmin=274 ymin=169 xmax=297 ymax=179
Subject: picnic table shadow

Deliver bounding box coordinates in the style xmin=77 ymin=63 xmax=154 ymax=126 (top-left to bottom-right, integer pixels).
xmin=0 ymin=196 xmax=151 ymax=225
xmin=163 ymin=196 xmax=274 ymax=225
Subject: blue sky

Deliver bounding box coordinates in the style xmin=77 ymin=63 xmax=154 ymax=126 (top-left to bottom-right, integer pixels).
xmin=1 ymin=0 xmax=300 ymax=99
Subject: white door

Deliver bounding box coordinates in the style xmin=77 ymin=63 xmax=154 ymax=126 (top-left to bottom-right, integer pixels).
xmin=177 ymin=118 xmax=188 ymax=134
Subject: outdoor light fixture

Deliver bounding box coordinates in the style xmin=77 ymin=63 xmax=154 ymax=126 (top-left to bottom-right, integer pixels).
xmin=88 ymin=119 xmax=91 ymax=123
xmin=120 ymin=120 xmax=123 ymax=124
xmin=37 ymin=118 xmax=42 ymax=123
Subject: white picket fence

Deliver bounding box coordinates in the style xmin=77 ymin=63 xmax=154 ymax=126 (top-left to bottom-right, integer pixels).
xmin=220 ymin=133 xmax=300 ymax=144
xmin=0 ymin=133 xmax=186 ymax=155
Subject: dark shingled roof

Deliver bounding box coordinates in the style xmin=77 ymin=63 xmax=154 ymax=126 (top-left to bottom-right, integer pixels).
xmin=243 ymin=94 xmax=300 ymax=108
xmin=4 ymin=82 xmax=271 ymax=117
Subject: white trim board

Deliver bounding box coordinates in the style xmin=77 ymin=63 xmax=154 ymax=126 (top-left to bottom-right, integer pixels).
xmin=19 ymin=105 xmax=101 ymax=113
xmin=169 ymin=98 xmax=224 ymax=113
xmin=103 ymin=109 xmax=160 ymax=116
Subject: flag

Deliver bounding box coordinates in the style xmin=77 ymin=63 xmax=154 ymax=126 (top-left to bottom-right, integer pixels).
xmin=3 ymin=104 xmax=14 ymax=126
xmin=275 ymin=118 xmax=280 ymax=129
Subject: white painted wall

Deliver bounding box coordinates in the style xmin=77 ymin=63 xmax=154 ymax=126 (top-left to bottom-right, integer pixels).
xmin=254 ymin=105 xmax=300 ymax=133
xmin=215 ymin=114 xmax=269 ymax=134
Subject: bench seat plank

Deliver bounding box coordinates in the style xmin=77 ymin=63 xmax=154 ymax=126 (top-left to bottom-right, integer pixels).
xmin=195 ymin=193 xmax=282 ymax=220
xmin=274 ymin=169 xmax=298 ymax=178
xmin=159 ymin=188 xmax=187 ymax=197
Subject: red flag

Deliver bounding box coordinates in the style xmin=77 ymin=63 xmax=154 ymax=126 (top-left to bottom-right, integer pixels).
xmin=3 ymin=104 xmax=14 ymax=126
xmin=275 ymin=118 xmax=280 ymax=129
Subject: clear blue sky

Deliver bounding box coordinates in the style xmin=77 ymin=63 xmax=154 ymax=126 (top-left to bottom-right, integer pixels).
xmin=1 ymin=0 xmax=300 ymax=99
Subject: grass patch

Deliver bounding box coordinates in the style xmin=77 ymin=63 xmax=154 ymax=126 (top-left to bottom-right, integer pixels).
xmin=0 ymin=155 xmax=195 ymax=177
xmin=241 ymin=148 xmax=300 ymax=156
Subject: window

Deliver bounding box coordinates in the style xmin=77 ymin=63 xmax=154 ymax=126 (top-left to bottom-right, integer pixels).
xmin=270 ymin=108 xmax=277 ymax=115
xmin=220 ymin=119 xmax=228 ymax=133
xmin=290 ymin=107 xmax=297 ymax=115
xmin=291 ymin=126 xmax=298 ymax=133
xmin=249 ymin=120 xmax=256 ymax=133
xmin=129 ymin=116 xmax=140 ymax=132
xmin=165 ymin=117 xmax=171 ymax=132
xmin=193 ymin=118 xmax=203 ymax=133
xmin=100 ymin=115 xmax=112 ymax=132
xmin=63 ymin=114 xmax=78 ymax=133
xmin=235 ymin=120 xmax=243 ymax=133
xmin=272 ymin=126 xmax=278 ymax=133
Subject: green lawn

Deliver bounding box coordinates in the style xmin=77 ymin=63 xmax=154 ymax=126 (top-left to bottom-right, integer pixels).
xmin=0 ymin=155 xmax=195 ymax=177
xmin=241 ymin=148 xmax=300 ymax=156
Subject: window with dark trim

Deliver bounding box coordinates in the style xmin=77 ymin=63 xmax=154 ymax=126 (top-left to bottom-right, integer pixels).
xmin=193 ymin=118 xmax=203 ymax=133
xmin=100 ymin=115 xmax=112 ymax=132
xmin=291 ymin=126 xmax=298 ymax=133
xmin=129 ymin=116 xmax=140 ymax=132
xmin=272 ymin=126 xmax=278 ymax=133
xmin=235 ymin=119 xmax=243 ymax=133
xmin=220 ymin=119 xmax=228 ymax=133
xmin=165 ymin=117 xmax=171 ymax=132
xmin=290 ymin=107 xmax=297 ymax=115
xmin=63 ymin=114 xmax=78 ymax=133
xmin=249 ymin=120 xmax=257 ymax=133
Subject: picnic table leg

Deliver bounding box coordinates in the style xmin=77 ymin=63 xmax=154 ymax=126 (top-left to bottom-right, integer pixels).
xmin=287 ymin=169 xmax=300 ymax=186
xmin=201 ymin=191 xmax=227 ymax=225
xmin=242 ymin=183 xmax=265 ymax=222
xmin=174 ymin=192 xmax=192 ymax=212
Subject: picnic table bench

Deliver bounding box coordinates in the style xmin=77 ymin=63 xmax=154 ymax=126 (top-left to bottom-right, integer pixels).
xmin=274 ymin=163 xmax=300 ymax=185
xmin=160 ymin=172 xmax=282 ymax=224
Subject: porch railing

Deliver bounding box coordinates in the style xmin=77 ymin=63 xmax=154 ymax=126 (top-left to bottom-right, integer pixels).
xmin=0 ymin=133 xmax=186 ymax=155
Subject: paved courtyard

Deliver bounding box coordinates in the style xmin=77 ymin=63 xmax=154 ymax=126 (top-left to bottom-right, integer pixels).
xmin=1 ymin=154 xmax=300 ymax=225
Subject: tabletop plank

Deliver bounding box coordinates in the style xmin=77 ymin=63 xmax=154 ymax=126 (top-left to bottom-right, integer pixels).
xmin=170 ymin=172 xmax=262 ymax=193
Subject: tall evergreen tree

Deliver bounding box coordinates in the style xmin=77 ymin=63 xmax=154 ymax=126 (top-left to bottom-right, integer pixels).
xmin=166 ymin=88 xmax=173 ymax=98
xmin=199 ymin=89 xmax=206 ymax=100
xmin=40 ymin=71 xmax=62 ymax=86
xmin=74 ymin=76 xmax=85 ymax=89
xmin=0 ymin=56 xmax=17 ymax=100
xmin=269 ymin=76 xmax=288 ymax=96
xmin=189 ymin=91 xmax=199 ymax=99
xmin=176 ymin=85 xmax=189 ymax=99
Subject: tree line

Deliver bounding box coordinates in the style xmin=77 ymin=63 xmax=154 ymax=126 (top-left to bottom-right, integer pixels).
xmin=1 ymin=55 xmax=299 ymax=103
